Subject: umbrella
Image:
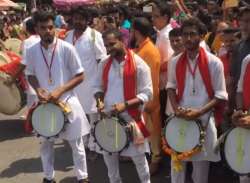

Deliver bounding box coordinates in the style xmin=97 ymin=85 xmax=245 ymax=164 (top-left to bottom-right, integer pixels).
xmin=0 ymin=0 xmax=19 ymax=8
xmin=53 ymin=0 xmax=96 ymax=8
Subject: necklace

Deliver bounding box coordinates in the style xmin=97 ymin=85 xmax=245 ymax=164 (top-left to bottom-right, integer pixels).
xmin=40 ymin=39 xmax=58 ymax=85
xmin=187 ymin=59 xmax=199 ymax=95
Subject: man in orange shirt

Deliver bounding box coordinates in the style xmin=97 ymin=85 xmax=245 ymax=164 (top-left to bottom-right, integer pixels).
xmin=131 ymin=17 xmax=161 ymax=175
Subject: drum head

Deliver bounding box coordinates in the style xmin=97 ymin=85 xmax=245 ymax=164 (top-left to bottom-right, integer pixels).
xmin=94 ymin=117 xmax=128 ymax=153
xmin=0 ymin=73 xmax=23 ymax=115
xmin=165 ymin=117 xmax=200 ymax=153
xmin=224 ymin=127 xmax=250 ymax=174
xmin=32 ymin=103 xmax=65 ymax=137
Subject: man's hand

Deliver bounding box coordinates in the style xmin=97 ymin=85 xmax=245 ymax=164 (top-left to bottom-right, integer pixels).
xmin=49 ymin=88 xmax=64 ymax=103
xmin=36 ymin=88 xmax=50 ymax=103
xmin=237 ymin=116 xmax=250 ymax=129
xmin=175 ymin=107 xmax=188 ymax=118
xmin=179 ymin=108 xmax=202 ymax=121
xmin=96 ymin=98 xmax=105 ymax=113
xmin=111 ymin=102 xmax=126 ymax=115
xmin=232 ymin=110 xmax=249 ymax=128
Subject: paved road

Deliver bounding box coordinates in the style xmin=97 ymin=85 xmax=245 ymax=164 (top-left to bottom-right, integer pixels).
xmin=0 ymin=110 xmax=240 ymax=183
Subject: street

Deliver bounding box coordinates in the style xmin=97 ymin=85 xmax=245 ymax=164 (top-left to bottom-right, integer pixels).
xmin=0 ymin=110 xmax=239 ymax=183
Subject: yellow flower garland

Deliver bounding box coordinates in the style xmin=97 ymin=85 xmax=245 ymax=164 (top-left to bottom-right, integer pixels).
xmin=161 ymin=137 xmax=203 ymax=172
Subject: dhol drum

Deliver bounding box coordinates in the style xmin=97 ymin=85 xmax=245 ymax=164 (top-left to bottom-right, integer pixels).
xmin=164 ymin=116 xmax=205 ymax=153
xmin=222 ymin=127 xmax=250 ymax=175
xmin=93 ymin=116 xmax=132 ymax=153
xmin=32 ymin=103 xmax=67 ymax=138
xmin=0 ymin=71 xmax=26 ymax=115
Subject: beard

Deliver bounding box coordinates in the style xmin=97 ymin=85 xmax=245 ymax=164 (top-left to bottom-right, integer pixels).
xmin=43 ymin=34 xmax=54 ymax=45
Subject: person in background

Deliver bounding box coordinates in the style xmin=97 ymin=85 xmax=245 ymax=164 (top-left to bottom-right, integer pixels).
xmin=131 ymin=17 xmax=161 ymax=177
xmin=64 ymin=7 xmax=107 ymax=159
xmin=166 ymin=28 xmax=185 ymax=116
xmin=151 ymin=0 xmax=174 ymax=174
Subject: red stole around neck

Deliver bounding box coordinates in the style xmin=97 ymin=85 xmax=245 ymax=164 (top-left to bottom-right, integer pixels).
xmin=176 ymin=47 xmax=225 ymax=126
xmin=102 ymin=50 xmax=150 ymax=138
xmin=243 ymin=63 xmax=250 ymax=110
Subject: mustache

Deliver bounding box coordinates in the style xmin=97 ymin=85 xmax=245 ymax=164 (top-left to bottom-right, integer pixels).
xmin=43 ymin=35 xmax=54 ymax=44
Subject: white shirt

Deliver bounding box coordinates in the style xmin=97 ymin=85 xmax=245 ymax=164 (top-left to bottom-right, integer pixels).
xmin=25 ymin=38 xmax=90 ymax=140
xmin=21 ymin=35 xmax=40 ymax=65
xmin=93 ymin=53 xmax=153 ymax=156
xmin=237 ymin=54 xmax=250 ymax=93
xmin=155 ymin=24 xmax=174 ymax=89
xmin=167 ymin=50 xmax=228 ymax=161
xmin=65 ymin=27 xmax=107 ymax=113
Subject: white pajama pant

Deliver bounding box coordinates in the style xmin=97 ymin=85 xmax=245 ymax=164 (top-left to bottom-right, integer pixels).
xmin=103 ymin=153 xmax=151 ymax=183
xmin=40 ymin=137 xmax=88 ymax=180
xmin=171 ymin=160 xmax=209 ymax=183
xmin=240 ymin=176 xmax=250 ymax=183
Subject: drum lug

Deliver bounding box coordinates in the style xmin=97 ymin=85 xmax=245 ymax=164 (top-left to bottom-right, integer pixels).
xmin=46 ymin=137 xmax=50 ymax=140
xmin=36 ymin=134 xmax=40 ymax=138
xmin=108 ymin=152 xmax=112 ymax=156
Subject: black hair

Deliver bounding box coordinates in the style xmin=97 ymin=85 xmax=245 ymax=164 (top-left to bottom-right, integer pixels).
xmin=102 ymin=29 xmax=123 ymax=41
xmin=33 ymin=10 xmax=55 ymax=23
xmin=152 ymin=0 xmax=171 ymax=18
xmin=118 ymin=5 xmax=130 ymax=19
xmin=72 ymin=7 xmax=89 ymax=20
xmin=169 ymin=28 xmax=182 ymax=38
xmin=181 ymin=17 xmax=206 ymax=35
xmin=25 ymin=18 xmax=36 ymax=35
xmin=132 ymin=17 xmax=152 ymax=37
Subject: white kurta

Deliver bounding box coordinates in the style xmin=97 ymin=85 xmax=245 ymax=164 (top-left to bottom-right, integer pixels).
xmin=93 ymin=53 xmax=153 ymax=156
xmin=155 ymin=24 xmax=174 ymax=89
xmin=65 ymin=27 xmax=107 ymax=114
xmin=25 ymin=38 xmax=91 ymax=140
xmin=166 ymin=50 xmax=228 ymax=161
xmin=21 ymin=35 xmax=41 ymax=106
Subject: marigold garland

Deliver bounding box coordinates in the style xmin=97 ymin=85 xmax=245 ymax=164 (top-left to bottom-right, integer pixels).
xmin=161 ymin=136 xmax=203 ymax=172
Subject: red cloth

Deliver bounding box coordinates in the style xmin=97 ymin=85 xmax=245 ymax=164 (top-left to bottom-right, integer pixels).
xmin=24 ymin=103 xmax=37 ymax=133
xmin=176 ymin=47 xmax=225 ymax=126
xmin=0 ymin=51 xmax=27 ymax=90
xmin=243 ymin=62 xmax=250 ymax=110
xmin=103 ymin=50 xmax=150 ymax=137
xmin=219 ymin=53 xmax=230 ymax=79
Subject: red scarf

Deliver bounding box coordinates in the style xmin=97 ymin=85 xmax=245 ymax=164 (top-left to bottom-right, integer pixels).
xmin=243 ymin=62 xmax=250 ymax=110
xmin=0 ymin=51 xmax=27 ymax=90
xmin=102 ymin=50 xmax=150 ymax=138
xmin=176 ymin=47 xmax=225 ymax=126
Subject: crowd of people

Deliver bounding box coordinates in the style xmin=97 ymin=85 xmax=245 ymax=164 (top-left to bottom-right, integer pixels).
xmin=1 ymin=0 xmax=250 ymax=183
